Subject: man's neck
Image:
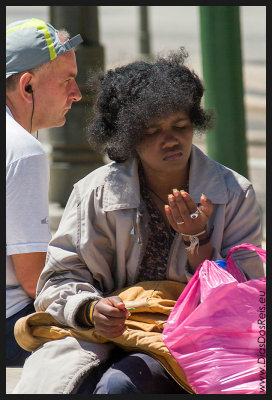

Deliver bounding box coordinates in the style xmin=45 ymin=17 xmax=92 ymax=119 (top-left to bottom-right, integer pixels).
xmin=6 ymin=96 xmax=31 ymax=133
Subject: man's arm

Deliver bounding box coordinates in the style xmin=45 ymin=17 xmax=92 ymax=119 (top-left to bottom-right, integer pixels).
xmin=11 ymin=252 xmax=47 ymax=298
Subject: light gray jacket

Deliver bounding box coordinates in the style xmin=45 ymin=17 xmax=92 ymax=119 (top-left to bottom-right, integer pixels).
xmin=34 ymin=145 xmax=263 ymax=329
xmin=13 ymin=145 xmax=264 ymax=394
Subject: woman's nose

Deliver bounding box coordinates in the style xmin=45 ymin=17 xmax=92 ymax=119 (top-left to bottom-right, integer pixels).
xmin=161 ymin=131 xmax=179 ymax=148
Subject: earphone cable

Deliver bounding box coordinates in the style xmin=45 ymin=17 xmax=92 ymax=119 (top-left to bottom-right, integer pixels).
xmin=30 ymin=91 xmax=34 ymax=134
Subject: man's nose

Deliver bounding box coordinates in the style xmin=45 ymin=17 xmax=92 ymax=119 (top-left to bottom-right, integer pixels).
xmin=71 ymin=80 xmax=82 ymax=102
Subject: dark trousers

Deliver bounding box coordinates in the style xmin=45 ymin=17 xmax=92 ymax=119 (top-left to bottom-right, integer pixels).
xmin=6 ymin=302 xmax=35 ymax=366
xmin=77 ymin=347 xmax=188 ymax=394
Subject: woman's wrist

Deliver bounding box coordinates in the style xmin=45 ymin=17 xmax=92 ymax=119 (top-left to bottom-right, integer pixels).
xmin=182 ymin=229 xmax=209 ymax=245
xmin=76 ymin=301 xmax=93 ymax=327
xmin=187 ymin=243 xmax=214 ymax=271
xmin=181 ymin=226 xmax=213 ymax=255
xmin=76 ymin=299 xmax=101 ymax=327
xmin=87 ymin=299 xmax=100 ymax=325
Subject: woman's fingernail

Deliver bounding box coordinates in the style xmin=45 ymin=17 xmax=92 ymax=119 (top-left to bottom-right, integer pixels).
xmin=173 ymin=189 xmax=180 ymax=197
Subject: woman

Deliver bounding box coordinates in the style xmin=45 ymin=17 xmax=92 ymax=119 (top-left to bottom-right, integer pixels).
xmin=14 ymin=48 xmax=264 ymax=394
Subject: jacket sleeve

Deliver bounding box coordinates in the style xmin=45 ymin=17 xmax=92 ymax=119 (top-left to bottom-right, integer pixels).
xmin=214 ymin=184 xmax=264 ymax=279
xmin=34 ymin=186 xmax=108 ymax=330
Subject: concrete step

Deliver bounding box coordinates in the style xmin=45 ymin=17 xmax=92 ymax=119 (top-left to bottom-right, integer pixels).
xmin=6 ymin=368 xmax=23 ymax=394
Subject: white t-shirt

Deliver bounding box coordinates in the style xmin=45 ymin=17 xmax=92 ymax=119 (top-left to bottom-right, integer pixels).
xmin=6 ymin=106 xmax=51 ymax=318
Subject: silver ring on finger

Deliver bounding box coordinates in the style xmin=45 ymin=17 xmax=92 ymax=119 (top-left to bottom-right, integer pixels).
xmin=190 ymin=209 xmax=199 ymax=219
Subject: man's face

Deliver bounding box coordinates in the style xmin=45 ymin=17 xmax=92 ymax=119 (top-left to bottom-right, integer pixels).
xmin=32 ymin=50 xmax=82 ymax=130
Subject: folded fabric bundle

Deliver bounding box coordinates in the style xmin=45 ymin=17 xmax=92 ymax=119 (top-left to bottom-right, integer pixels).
xmin=14 ymin=280 xmax=194 ymax=394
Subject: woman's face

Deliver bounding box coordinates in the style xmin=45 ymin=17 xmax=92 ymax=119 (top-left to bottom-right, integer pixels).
xmin=136 ymin=110 xmax=194 ymax=175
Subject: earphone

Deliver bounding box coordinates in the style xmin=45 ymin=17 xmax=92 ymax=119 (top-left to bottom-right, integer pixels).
xmin=25 ymin=85 xmax=38 ymax=138
xmin=25 ymin=85 xmax=35 ymax=135
xmin=25 ymin=85 xmax=33 ymax=93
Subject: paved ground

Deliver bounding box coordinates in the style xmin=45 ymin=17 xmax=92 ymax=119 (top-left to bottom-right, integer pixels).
xmin=6 ymin=368 xmax=23 ymax=395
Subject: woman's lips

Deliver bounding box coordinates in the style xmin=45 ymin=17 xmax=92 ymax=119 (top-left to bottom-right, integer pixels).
xmin=163 ymin=151 xmax=182 ymax=161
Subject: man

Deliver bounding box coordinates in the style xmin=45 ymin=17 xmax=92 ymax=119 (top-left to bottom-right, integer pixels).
xmin=6 ymin=18 xmax=82 ymax=366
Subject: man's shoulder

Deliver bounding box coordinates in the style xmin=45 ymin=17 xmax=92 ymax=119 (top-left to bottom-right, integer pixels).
xmin=6 ymin=112 xmax=46 ymax=166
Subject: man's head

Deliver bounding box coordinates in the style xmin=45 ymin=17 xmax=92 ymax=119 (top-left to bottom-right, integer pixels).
xmin=6 ymin=18 xmax=83 ymax=132
xmin=6 ymin=18 xmax=83 ymax=78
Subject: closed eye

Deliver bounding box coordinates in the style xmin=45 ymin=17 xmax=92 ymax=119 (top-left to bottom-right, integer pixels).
xmin=144 ymin=128 xmax=160 ymax=136
xmin=174 ymin=125 xmax=188 ymax=131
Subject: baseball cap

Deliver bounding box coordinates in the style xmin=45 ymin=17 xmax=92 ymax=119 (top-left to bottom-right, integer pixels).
xmin=6 ymin=18 xmax=83 ymax=78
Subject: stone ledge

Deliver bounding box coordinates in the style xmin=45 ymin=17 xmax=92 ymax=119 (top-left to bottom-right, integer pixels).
xmin=6 ymin=367 xmax=23 ymax=394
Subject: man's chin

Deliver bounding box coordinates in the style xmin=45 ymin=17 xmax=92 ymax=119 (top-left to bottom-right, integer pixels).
xmin=55 ymin=118 xmax=66 ymax=128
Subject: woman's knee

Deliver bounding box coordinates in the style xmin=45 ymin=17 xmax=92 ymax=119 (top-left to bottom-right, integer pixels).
xmin=94 ymin=368 xmax=140 ymax=394
xmin=94 ymin=352 xmax=185 ymax=394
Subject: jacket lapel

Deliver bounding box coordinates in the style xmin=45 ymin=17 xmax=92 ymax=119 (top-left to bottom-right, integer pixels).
xmin=189 ymin=145 xmax=228 ymax=205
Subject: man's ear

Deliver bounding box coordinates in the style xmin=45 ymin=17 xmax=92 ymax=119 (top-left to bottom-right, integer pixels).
xmin=19 ymin=73 xmax=34 ymax=102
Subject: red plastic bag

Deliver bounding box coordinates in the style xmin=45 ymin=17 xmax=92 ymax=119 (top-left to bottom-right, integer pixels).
xmin=163 ymin=243 xmax=266 ymax=394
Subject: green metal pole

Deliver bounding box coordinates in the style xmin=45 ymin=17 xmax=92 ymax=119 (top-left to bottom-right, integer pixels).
xmin=199 ymin=6 xmax=248 ymax=177
xmin=139 ymin=6 xmax=151 ymax=60
xmin=49 ymin=6 xmax=104 ymax=207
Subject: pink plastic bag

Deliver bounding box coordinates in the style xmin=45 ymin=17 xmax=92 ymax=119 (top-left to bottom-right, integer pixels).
xmin=163 ymin=243 xmax=266 ymax=394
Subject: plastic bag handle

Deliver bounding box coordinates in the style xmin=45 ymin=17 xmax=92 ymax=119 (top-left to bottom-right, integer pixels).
xmin=226 ymin=243 xmax=266 ymax=282
xmin=226 ymin=243 xmax=266 ymax=263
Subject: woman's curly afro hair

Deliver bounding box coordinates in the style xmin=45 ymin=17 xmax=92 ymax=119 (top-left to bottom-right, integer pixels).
xmin=86 ymin=47 xmax=213 ymax=162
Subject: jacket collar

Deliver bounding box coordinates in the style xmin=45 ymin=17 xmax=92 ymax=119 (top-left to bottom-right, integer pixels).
xmin=103 ymin=145 xmax=228 ymax=211
xmin=103 ymin=158 xmax=141 ymax=211
xmin=189 ymin=145 xmax=228 ymax=204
